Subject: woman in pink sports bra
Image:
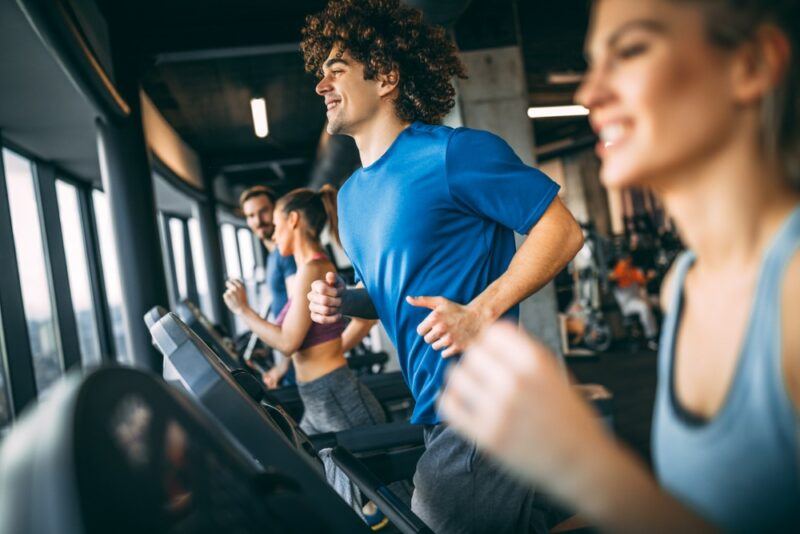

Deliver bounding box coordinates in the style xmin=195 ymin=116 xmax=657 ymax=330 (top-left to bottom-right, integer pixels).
xmin=224 ymin=185 xmax=385 ymax=435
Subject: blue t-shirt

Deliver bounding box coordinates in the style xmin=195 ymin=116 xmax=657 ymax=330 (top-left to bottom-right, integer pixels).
xmin=266 ymin=251 xmax=297 ymax=317
xmin=338 ymin=122 xmax=559 ymax=424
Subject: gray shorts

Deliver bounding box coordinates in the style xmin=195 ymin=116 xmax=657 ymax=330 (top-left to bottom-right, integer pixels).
xmin=411 ymin=424 xmax=566 ymax=534
xmin=297 ymin=365 xmax=386 ymax=435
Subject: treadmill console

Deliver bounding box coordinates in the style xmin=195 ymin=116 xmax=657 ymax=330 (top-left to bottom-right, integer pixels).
xmin=0 ymin=368 xmax=365 ymax=534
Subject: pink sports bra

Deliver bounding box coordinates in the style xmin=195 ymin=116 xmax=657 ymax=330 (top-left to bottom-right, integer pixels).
xmin=274 ymin=252 xmax=346 ymax=351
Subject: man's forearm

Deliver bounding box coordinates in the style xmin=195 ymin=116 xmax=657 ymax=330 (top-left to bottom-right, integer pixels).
xmin=341 ymin=287 xmax=379 ymax=320
xmin=470 ymin=199 xmax=583 ymax=321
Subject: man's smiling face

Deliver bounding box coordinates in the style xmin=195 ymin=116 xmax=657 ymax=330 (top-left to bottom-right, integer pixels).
xmin=315 ymin=47 xmax=384 ymax=136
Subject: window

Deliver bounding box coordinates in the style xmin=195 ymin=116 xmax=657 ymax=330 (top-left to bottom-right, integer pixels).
xmin=56 ymin=181 xmax=102 ymax=365
xmin=221 ymin=223 xmax=242 ymax=279
xmin=153 ymin=173 xmax=209 ymax=310
xmin=237 ymin=227 xmax=256 ymax=279
xmin=235 ymin=227 xmax=263 ymax=319
xmin=168 ymin=217 xmax=188 ymax=300
xmin=2 ymin=149 xmax=63 ymax=394
xmin=0 ymin=308 xmax=12 ymax=429
xmin=221 ymin=222 xmax=249 ymax=333
xmin=187 ymin=217 xmax=212 ymax=318
xmin=92 ymin=190 xmax=130 ymax=364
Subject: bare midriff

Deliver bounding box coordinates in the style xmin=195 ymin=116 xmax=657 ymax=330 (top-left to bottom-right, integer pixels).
xmin=292 ymin=336 xmax=348 ymax=383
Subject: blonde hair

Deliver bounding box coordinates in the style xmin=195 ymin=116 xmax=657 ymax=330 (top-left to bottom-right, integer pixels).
xmin=674 ymin=0 xmax=800 ymax=186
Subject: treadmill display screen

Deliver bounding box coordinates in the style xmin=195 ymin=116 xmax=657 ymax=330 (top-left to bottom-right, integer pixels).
xmin=73 ymin=372 xmax=326 ymax=534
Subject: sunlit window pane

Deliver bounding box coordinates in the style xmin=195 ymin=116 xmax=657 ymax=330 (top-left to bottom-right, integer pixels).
xmin=56 ymin=181 xmax=102 ymax=365
xmin=188 ymin=218 xmax=212 ymax=318
xmin=221 ymin=223 xmax=249 ymax=333
xmin=221 ymin=223 xmax=242 ymax=279
xmin=235 ymin=227 xmax=263 ymax=320
xmin=168 ymin=218 xmax=188 ymax=300
xmin=92 ymin=190 xmax=130 ymax=364
xmin=2 ymin=149 xmax=63 ymax=393
xmin=237 ymin=227 xmax=256 ymax=280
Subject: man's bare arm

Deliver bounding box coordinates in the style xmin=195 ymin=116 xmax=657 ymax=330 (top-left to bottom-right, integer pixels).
xmin=471 ymin=197 xmax=583 ymax=322
xmin=409 ymin=197 xmax=584 ymax=357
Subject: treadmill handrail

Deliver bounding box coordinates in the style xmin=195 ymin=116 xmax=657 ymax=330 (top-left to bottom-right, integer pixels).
xmin=176 ymin=300 xmax=241 ymax=369
xmin=330 ymin=446 xmax=433 ymax=534
xmin=149 ymin=312 xmax=418 ymax=531
xmin=309 ymin=421 xmax=424 ymax=453
xmin=271 ymin=370 xmax=412 ymax=407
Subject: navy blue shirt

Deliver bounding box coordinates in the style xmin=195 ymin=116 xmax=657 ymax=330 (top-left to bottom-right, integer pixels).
xmin=338 ymin=122 xmax=559 ymax=424
xmin=266 ymin=251 xmax=296 ymax=317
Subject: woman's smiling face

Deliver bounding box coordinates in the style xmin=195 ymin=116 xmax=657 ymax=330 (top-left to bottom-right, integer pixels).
xmin=577 ymin=0 xmax=745 ymax=189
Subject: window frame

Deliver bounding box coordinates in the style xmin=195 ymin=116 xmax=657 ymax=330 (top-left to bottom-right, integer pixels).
xmin=34 ymin=161 xmax=83 ymax=373
xmin=54 ymin=178 xmax=106 ymax=365
xmin=2 ymin=147 xmax=69 ymax=395
xmin=218 ymin=208 xmax=256 ymax=335
xmin=236 ymin=226 xmax=258 ymax=280
xmin=220 ymin=220 xmax=245 ymax=280
xmin=78 ymin=182 xmax=118 ymax=361
xmin=0 ymin=143 xmax=37 ymax=417
xmin=0 ymin=135 xmax=228 ymax=420
xmin=159 ymin=211 xmax=201 ymax=309
xmin=186 ymin=215 xmax=212 ymax=318
xmin=152 ymin=162 xmax=209 ymax=312
xmin=52 ymin=173 xmax=118 ymax=363
xmin=0 ymin=134 xmax=125 ymax=420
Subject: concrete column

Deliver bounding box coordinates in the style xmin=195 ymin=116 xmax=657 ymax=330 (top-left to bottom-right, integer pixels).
xmin=95 ymin=30 xmax=170 ymax=371
xmin=195 ymin=171 xmax=227 ymax=326
xmin=562 ymin=155 xmax=590 ymax=224
xmin=455 ymin=46 xmax=564 ymax=357
xmin=96 ymin=109 xmax=169 ymax=372
xmin=561 ymin=148 xmax=613 ymax=237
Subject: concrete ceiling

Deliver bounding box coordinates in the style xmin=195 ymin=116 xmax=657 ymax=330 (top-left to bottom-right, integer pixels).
xmin=133 ymin=0 xmax=592 ymax=188
xmin=0 ymin=0 xmax=592 ymax=188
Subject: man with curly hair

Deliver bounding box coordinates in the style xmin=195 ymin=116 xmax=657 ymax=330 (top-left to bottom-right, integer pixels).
xmin=303 ymin=1 xmax=584 ymax=531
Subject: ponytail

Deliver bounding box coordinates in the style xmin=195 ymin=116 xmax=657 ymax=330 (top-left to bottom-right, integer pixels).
xmin=318 ymin=184 xmax=340 ymax=247
xmin=279 ymin=185 xmax=341 ymax=246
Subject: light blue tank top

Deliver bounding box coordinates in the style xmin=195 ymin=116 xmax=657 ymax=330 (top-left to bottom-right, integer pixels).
xmin=652 ymin=206 xmax=800 ymax=532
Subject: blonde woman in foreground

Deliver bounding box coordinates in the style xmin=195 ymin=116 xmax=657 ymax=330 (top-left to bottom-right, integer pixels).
xmin=441 ymin=0 xmax=800 ymax=531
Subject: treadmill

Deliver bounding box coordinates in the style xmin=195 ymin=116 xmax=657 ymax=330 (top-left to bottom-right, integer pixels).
xmin=0 ymin=367 xmax=369 ymax=533
xmin=146 ymin=310 xmax=430 ymax=534
xmin=175 ymin=300 xmax=243 ymax=371
xmin=271 ymin=370 xmax=414 ymax=423
xmin=173 ymin=300 xmax=414 ymax=419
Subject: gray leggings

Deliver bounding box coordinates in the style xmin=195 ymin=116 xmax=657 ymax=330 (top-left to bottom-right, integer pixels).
xmin=297 ymin=365 xmax=386 ymax=435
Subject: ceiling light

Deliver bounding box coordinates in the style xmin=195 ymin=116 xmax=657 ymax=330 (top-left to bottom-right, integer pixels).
xmin=250 ymin=98 xmax=269 ymax=138
xmin=546 ymin=72 xmax=584 ymax=85
xmin=527 ymin=105 xmax=589 ymax=119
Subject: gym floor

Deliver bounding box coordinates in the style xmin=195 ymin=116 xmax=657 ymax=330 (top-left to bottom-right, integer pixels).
xmin=568 ymin=347 xmax=659 ymax=467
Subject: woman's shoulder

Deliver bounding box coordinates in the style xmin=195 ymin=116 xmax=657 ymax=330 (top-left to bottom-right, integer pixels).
xmin=782 ymin=250 xmax=800 ymax=412
xmin=296 ymin=258 xmax=335 ymax=280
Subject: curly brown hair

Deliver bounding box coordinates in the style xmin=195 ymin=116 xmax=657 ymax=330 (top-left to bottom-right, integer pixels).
xmin=301 ymin=0 xmax=467 ymax=124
